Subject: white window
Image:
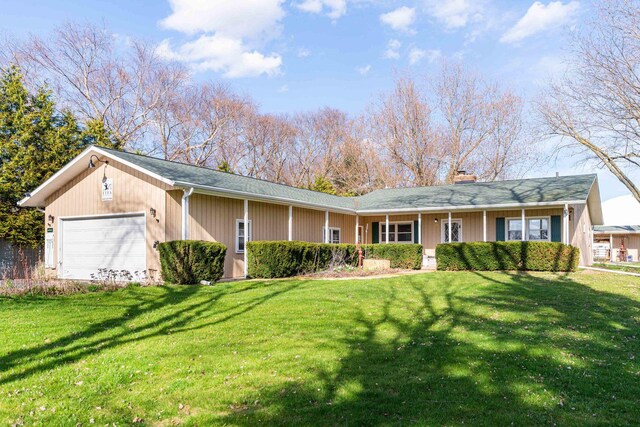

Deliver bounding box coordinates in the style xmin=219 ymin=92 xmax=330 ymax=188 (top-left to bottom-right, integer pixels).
xmin=235 ymin=219 xmax=252 ymax=253
xmin=507 ymin=219 xmax=522 ymax=241
xmin=441 ymin=219 xmax=462 ymax=243
xmin=323 ymin=227 xmax=341 ymax=244
xmin=506 ymin=217 xmax=550 ymax=241
xmin=527 ymin=218 xmax=550 ymax=241
xmin=380 ymin=222 xmax=414 ymax=243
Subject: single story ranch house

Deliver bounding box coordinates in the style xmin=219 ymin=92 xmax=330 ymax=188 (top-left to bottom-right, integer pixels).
xmin=19 ymin=146 xmax=604 ymax=280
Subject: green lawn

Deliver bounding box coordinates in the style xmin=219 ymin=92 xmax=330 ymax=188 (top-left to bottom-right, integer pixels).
xmin=593 ymin=262 xmax=640 ymax=274
xmin=1 ymin=271 xmax=639 ymax=426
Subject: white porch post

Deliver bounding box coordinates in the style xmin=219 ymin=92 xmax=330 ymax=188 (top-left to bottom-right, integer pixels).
xmin=243 ymin=199 xmax=249 ymax=278
xmin=483 ymin=210 xmax=487 ymax=242
xmin=181 ymin=188 xmax=194 ymax=240
xmin=288 ymin=205 xmax=293 ymax=241
xmin=448 ymin=211 xmax=452 ymax=243
xmin=325 ymin=210 xmax=329 ymax=243
xmin=521 ymin=209 xmax=526 ymax=241
xmin=418 ymin=212 xmax=422 ymax=245
xmin=610 ymin=233 xmax=613 ymax=262
xmin=563 ymin=203 xmax=569 ymax=244
xmin=385 ymin=214 xmax=390 ymax=244
xmin=355 ymin=215 xmax=359 ymax=244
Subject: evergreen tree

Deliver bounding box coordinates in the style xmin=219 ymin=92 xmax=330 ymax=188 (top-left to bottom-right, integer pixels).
xmin=308 ymin=176 xmax=338 ymax=195
xmin=0 ymin=65 xmax=103 ymax=247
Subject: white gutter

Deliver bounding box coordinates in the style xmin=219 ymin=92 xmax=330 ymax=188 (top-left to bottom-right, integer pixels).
xmin=354 ymin=200 xmax=587 ymax=215
xmin=181 ymin=187 xmax=194 ymax=240
xmin=172 ymin=181 xmax=356 ymax=214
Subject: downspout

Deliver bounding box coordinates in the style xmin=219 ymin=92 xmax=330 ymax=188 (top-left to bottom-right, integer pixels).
xmin=182 ymin=188 xmax=194 ymax=240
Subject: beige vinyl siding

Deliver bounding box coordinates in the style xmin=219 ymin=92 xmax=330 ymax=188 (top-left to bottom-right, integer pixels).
xmin=292 ymin=207 xmax=324 ymax=242
xmin=165 ymin=190 xmax=182 ymax=242
xmin=187 ymin=194 xmax=244 ymax=278
xmin=250 ymin=201 xmax=288 ymax=241
xmin=44 ymin=160 xmax=169 ymax=277
xmin=570 ymin=203 xmax=593 ymax=265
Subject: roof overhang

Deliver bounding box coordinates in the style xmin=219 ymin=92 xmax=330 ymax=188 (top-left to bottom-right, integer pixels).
xmin=354 ymin=200 xmax=585 ymax=215
xmin=173 ymin=181 xmax=356 ymax=214
xmin=18 ymin=146 xmax=176 ymax=208
xmin=586 ymin=175 xmax=604 ymax=225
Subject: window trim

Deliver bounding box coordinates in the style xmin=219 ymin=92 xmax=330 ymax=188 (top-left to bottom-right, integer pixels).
xmin=380 ymin=221 xmax=414 ymax=244
xmin=235 ymin=219 xmax=252 ymax=254
xmin=323 ymin=226 xmax=341 ymax=244
xmin=441 ymin=218 xmax=463 ymax=243
xmin=505 ymin=216 xmax=551 ymax=242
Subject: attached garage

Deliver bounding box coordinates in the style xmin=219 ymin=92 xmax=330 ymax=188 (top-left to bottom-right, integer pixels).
xmin=60 ymin=214 xmax=146 ymax=280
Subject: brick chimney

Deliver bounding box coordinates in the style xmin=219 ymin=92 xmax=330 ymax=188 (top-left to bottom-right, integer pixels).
xmin=453 ymin=170 xmax=477 ymax=184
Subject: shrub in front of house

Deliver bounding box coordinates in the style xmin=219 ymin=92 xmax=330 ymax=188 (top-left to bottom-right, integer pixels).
xmin=362 ymin=243 xmax=423 ymax=270
xmin=435 ymin=241 xmax=580 ymax=272
xmin=246 ymin=241 xmax=422 ymax=278
xmin=158 ymin=240 xmax=227 ymax=284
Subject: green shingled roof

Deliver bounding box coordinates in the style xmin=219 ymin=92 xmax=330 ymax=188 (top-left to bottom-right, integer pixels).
xmin=102 ymin=147 xmax=356 ymax=210
xmin=103 ymin=147 xmax=597 ymax=213
xmin=593 ymin=225 xmax=640 ymax=234
xmin=355 ymin=175 xmax=597 ymax=211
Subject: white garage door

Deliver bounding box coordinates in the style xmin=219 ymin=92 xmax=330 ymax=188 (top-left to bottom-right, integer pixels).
xmin=61 ymin=214 xmax=146 ymax=280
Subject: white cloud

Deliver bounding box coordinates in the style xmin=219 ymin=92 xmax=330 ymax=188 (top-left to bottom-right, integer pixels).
xmin=380 ymin=6 xmax=416 ymax=33
xmin=500 ymin=1 xmax=579 ymax=44
xmin=278 ymin=84 xmax=289 ymax=92
xmin=425 ymin=0 xmax=484 ymax=29
xmin=158 ymin=36 xmax=282 ymax=78
xmin=384 ymin=39 xmax=402 ymax=59
xmin=409 ymin=47 xmax=441 ymax=65
xmin=161 ymin=0 xmax=284 ymax=39
xmin=158 ymin=0 xmax=285 ymax=78
xmin=357 ymin=64 xmax=371 ymax=75
xmin=295 ymin=0 xmax=347 ymax=20
xmin=297 ymin=48 xmax=311 ymax=58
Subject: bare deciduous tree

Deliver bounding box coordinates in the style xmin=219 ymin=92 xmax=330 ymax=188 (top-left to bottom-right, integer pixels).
xmin=368 ymin=64 xmax=531 ymax=187
xmin=369 ymin=76 xmax=442 ymax=187
xmin=539 ymin=0 xmax=640 ymax=202
xmin=6 ymin=22 xmax=189 ymax=151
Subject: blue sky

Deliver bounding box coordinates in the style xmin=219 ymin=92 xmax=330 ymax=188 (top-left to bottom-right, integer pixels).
xmin=2 ymin=0 xmax=638 ymax=207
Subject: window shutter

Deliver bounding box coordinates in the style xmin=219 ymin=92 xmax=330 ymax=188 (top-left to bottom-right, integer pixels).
xmin=496 ymin=217 xmax=505 ymax=241
xmin=551 ymin=215 xmax=561 ymax=242
xmin=372 ymin=222 xmax=379 ymax=244
xmin=413 ymin=220 xmax=419 ymax=243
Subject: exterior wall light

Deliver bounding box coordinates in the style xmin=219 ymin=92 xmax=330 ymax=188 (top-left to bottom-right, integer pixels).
xmin=48 ymin=214 xmax=54 ymax=223
xmin=150 ymin=207 xmax=156 ymax=218
xmin=434 ymin=218 xmax=439 ymax=223
xmin=88 ymin=155 xmax=109 ymax=169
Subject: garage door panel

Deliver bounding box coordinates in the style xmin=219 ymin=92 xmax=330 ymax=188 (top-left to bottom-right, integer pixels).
xmin=61 ymin=214 xmax=146 ymax=280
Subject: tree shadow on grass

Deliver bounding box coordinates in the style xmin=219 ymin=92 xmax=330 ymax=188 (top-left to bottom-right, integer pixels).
xmin=0 ymin=280 xmax=301 ymax=386
xmin=219 ymin=272 xmax=640 ymax=426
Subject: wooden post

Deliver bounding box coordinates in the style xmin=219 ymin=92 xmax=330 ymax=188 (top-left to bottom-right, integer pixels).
xmin=418 ymin=212 xmax=422 ymax=244
xmin=288 ymin=205 xmax=293 ymax=241
xmin=325 ymin=210 xmax=329 ymax=243
xmin=483 ymin=210 xmax=487 ymax=242
xmin=563 ymin=204 xmax=569 ymax=244
xmin=385 ymin=214 xmax=390 ymax=244
xmin=243 ymin=199 xmax=249 ymax=278
xmin=448 ymin=211 xmax=452 ymax=243
xmin=521 ymin=208 xmax=526 ymax=241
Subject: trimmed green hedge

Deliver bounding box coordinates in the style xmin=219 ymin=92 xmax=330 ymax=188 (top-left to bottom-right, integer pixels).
xmin=158 ymin=240 xmax=227 ymax=284
xmin=247 ymin=241 xmax=423 ymax=278
xmin=435 ymin=241 xmax=580 ymax=272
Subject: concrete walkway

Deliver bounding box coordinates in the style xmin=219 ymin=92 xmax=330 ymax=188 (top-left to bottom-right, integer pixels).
xmin=579 ymin=266 xmax=640 ymax=277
